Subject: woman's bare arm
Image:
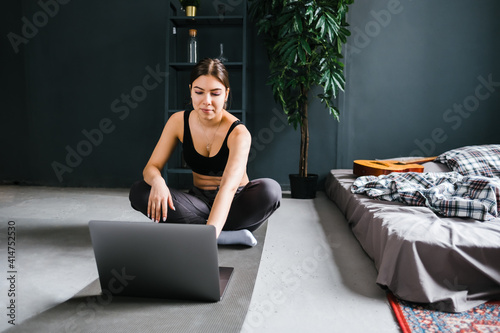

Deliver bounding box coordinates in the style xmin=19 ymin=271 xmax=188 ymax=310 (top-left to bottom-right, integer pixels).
xmin=143 ymin=111 xmax=183 ymax=222
xmin=206 ymin=125 xmax=251 ymax=237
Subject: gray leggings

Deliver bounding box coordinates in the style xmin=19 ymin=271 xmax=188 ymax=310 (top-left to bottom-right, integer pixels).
xmin=129 ymin=178 xmax=281 ymax=231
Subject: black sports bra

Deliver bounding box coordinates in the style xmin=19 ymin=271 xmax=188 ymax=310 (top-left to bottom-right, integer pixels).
xmin=182 ymin=110 xmax=243 ymax=176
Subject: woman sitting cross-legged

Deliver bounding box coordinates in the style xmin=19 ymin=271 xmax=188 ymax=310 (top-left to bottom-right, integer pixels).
xmin=129 ymin=58 xmax=281 ymax=246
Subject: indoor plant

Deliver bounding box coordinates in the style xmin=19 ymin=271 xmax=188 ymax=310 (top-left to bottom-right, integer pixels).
xmin=249 ymin=0 xmax=353 ymax=198
xmin=180 ymin=0 xmax=200 ymax=16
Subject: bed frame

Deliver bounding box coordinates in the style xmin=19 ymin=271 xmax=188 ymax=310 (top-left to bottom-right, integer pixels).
xmin=325 ymin=167 xmax=500 ymax=312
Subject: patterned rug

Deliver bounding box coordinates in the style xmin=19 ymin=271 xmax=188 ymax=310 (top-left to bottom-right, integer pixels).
xmin=387 ymin=292 xmax=500 ymax=333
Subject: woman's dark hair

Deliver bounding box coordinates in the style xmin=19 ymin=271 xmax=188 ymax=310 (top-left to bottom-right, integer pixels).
xmin=189 ymin=58 xmax=230 ymax=90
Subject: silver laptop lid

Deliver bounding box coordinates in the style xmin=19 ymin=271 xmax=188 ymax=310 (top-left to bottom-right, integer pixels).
xmin=89 ymin=220 xmax=230 ymax=302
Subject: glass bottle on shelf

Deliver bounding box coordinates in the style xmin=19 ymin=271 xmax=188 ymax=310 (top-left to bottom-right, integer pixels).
xmin=217 ymin=43 xmax=228 ymax=63
xmin=188 ymin=29 xmax=198 ymax=63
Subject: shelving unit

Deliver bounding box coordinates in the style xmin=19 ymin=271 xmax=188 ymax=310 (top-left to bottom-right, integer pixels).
xmin=164 ymin=0 xmax=248 ymax=188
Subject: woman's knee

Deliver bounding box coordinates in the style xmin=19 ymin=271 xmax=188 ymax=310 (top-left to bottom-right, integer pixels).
xmin=244 ymin=178 xmax=281 ymax=211
xmin=257 ymin=178 xmax=282 ymax=207
xmin=129 ymin=180 xmax=150 ymax=213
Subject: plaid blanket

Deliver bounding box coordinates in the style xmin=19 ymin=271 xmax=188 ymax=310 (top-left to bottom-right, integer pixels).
xmin=351 ymin=172 xmax=500 ymax=221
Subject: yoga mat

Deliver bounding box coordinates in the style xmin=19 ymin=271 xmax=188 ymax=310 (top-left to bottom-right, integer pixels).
xmin=5 ymin=223 xmax=267 ymax=333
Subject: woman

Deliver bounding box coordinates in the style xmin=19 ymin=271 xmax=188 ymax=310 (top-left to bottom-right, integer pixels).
xmin=129 ymin=58 xmax=281 ymax=246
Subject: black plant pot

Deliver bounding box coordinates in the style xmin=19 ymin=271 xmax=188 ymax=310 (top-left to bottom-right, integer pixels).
xmin=289 ymin=174 xmax=318 ymax=199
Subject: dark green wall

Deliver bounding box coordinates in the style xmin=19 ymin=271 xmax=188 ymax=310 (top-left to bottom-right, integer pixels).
xmin=1 ymin=1 xmax=28 ymax=183
xmin=2 ymin=0 xmax=167 ymax=187
xmin=2 ymin=0 xmax=500 ymax=189
xmin=250 ymin=0 xmax=500 ymax=188
xmin=336 ymin=0 xmax=500 ymax=166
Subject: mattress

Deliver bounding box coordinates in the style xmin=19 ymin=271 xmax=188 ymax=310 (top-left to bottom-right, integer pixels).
xmin=325 ymin=168 xmax=500 ymax=312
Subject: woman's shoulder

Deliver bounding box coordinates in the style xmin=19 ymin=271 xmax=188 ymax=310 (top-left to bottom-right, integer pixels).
xmin=163 ymin=111 xmax=186 ymax=140
xmin=167 ymin=110 xmax=187 ymax=124
xmin=225 ymin=113 xmax=250 ymax=144
xmin=223 ymin=110 xmax=243 ymax=125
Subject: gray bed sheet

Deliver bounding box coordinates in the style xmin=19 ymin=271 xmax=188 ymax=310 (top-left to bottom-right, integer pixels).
xmin=325 ymin=169 xmax=500 ymax=312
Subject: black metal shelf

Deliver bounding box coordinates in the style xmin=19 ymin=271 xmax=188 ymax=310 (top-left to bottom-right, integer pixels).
xmin=167 ymin=109 xmax=244 ymax=114
xmin=165 ymin=1 xmax=248 ymax=187
xmin=170 ymin=16 xmax=244 ymax=27
xmin=166 ymin=168 xmax=192 ymax=174
xmin=169 ymin=62 xmax=243 ymax=70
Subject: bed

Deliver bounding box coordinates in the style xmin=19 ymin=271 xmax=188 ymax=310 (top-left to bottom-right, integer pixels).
xmin=325 ymin=145 xmax=500 ymax=312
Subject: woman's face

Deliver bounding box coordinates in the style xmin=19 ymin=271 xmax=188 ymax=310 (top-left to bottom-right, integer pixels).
xmin=190 ymin=75 xmax=229 ymax=119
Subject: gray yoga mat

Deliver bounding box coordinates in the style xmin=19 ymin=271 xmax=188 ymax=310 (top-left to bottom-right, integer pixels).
xmin=6 ymin=223 xmax=267 ymax=333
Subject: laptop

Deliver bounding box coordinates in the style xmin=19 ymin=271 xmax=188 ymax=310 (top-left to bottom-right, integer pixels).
xmin=88 ymin=220 xmax=234 ymax=302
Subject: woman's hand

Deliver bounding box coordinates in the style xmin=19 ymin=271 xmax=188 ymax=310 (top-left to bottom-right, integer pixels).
xmin=147 ymin=177 xmax=175 ymax=223
xmin=142 ymin=112 xmax=183 ymax=222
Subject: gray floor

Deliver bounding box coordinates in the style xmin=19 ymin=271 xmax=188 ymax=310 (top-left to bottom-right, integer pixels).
xmin=0 ymin=186 xmax=400 ymax=333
